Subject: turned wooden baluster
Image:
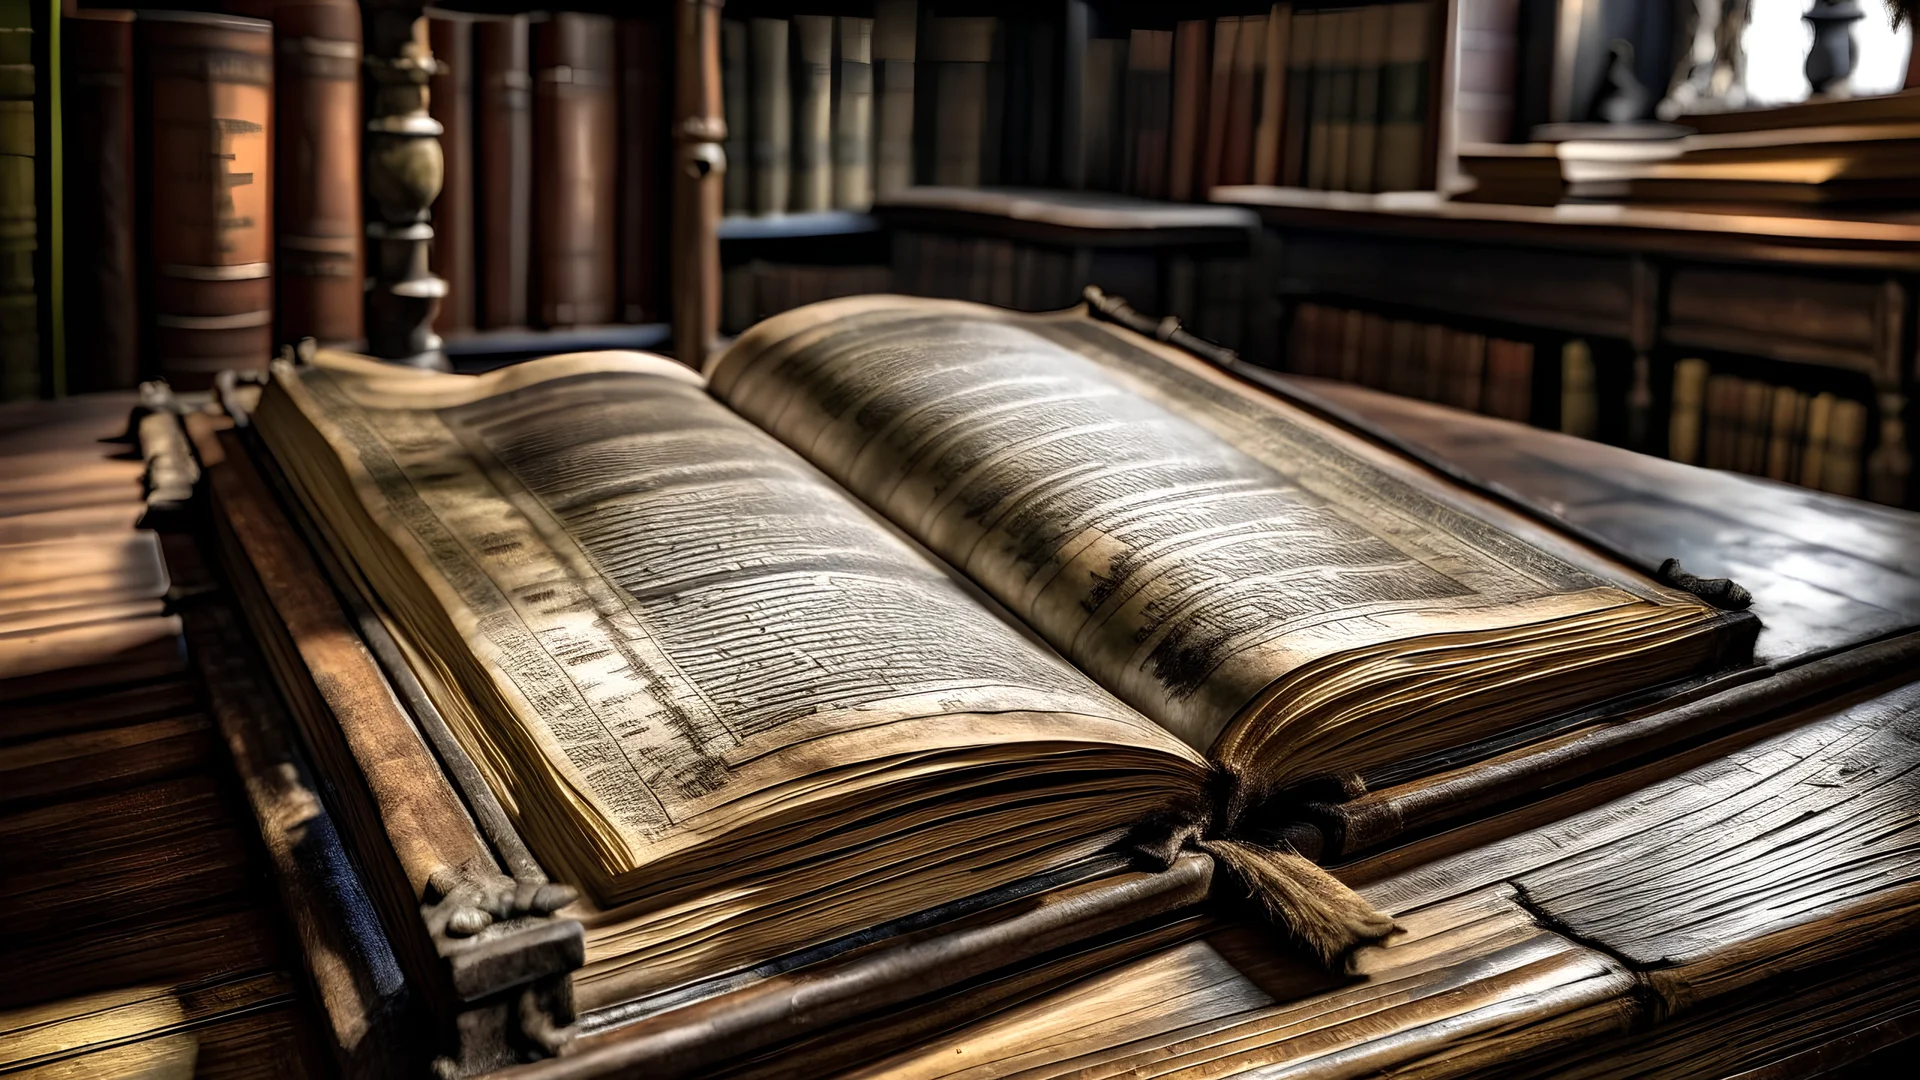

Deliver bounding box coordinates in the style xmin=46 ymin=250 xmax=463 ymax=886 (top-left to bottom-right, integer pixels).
xmin=674 ymin=0 xmax=725 ymax=368
xmin=364 ymin=1 xmax=448 ymax=368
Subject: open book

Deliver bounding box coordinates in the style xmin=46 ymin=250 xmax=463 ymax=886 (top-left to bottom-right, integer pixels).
xmin=253 ymin=296 xmax=1752 ymax=1007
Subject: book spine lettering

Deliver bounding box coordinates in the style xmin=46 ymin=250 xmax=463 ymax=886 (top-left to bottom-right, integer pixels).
xmin=271 ymin=0 xmax=363 ymax=347
xmin=142 ymin=14 xmax=275 ymax=390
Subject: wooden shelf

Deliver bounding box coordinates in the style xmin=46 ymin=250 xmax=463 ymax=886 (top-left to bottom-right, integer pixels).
xmin=875 ymin=186 xmax=1260 ymax=249
xmin=441 ymin=323 xmax=673 ymax=372
xmin=1212 ymin=185 xmax=1920 ymax=272
xmin=717 ymin=210 xmax=882 ymax=242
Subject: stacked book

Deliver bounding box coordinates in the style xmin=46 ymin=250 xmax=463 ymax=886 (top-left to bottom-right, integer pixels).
xmin=1559 ymin=120 xmax=1920 ymax=205
xmin=1669 ymin=357 xmax=1870 ymax=497
xmin=1288 ymin=302 xmax=1538 ymax=423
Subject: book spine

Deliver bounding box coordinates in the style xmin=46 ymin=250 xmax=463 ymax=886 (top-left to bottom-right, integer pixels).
xmin=980 ymin=21 xmax=1006 ymax=187
xmin=872 ymin=1 xmax=916 ymax=199
xmin=1346 ymin=4 xmax=1390 ymax=194
xmin=1322 ymin=8 xmax=1359 ymax=192
xmin=1201 ymin=17 xmax=1239 ymax=197
xmin=1801 ymin=392 xmax=1834 ymax=489
xmin=721 ymin=19 xmax=749 ymax=215
xmin=62 ymin=11 xmax=138 ymax=392
xmin=1128 ymin=30 xmax=1171 ymax=198
xmin=1252 ymin=5 xmax=1290 ymax=186
xmin=1667 ymin=358 xmax=1709 ymax=464
xmin=617 ymin=16 xmax=670 ymax=324
xmin=833 ymin=17 xmax=873 ymax=210
xmin=748 ymin=18 xmax=790 ymax=214
xmin=429 ymin=13 xmax=474 ymax=336
xmin=1560 ymin=340 xmax=1598 ymax=439
xmin=791 ymin=14 xmax=833 ymax=212
xmin=1280 ymin=10 xmax=1316 ymax=188
xmin=0 ymin=8 xmax=32 ymax=400
xmin=1222 ymin=13 xmax=1263 ymax=188
xmin=475 ymin=15 xmax=531 ymax=328
xmin=1823 ymin=397 xmax=1867 ymax=496
xmin=1167 ymin=20 xmax=1210 ymax=202
xmin=142 ymin=13 xmax=275 ymax=390
xmin=1375 ymin=2 xmax=1433 ymax=192
xmin=1080 ymin=38 xmax=1124 ymax=191
xmin=269 ymin=0 xmax=362 ymax=347
xmin=1303 ymin=13 xmax=1334 ymax=189
xmin=531 ymin=12 xmax=617 ymax=328
xmin=1023 ymin=19 xmax=1055 ymax=187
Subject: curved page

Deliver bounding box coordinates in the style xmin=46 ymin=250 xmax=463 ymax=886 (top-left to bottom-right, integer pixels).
xmin=258 ymin=350 xmax=1203 ymax=899
xmin=711 ymin=297 xmax=1716 ymax=754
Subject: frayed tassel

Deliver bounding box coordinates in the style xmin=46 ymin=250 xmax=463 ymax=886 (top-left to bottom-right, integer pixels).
xmin=1199 ymin=837 xmax=1398 ymax=970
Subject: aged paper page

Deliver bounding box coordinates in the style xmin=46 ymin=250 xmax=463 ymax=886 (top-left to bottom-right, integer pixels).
xmin=712 ymin=298 xmax=1692 ymax=751
xmin=261 ymin=351 xmax=1199 ymax=877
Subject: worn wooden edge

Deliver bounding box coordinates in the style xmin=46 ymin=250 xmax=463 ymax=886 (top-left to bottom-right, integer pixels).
xmin=492 ymin=855 xmax=1215 ymax=1080
xmin=195 ymin=422 xmax=583 ymax=1026
xmin=243 ymin=423 xmax=549 ymax=885
xmin=1316 ymin=632 xmax=1920 ymax=861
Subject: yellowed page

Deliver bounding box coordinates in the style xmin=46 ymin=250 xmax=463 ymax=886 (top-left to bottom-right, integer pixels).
xmin=261 ymin=350 xmax=1202 ymax=879
xmin=711 ymin=297 xmax=1705 ymax=751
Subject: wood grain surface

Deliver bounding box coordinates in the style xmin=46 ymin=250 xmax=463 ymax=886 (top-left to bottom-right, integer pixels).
xmin=854 ymin=674 xmax=1920 ymax=1078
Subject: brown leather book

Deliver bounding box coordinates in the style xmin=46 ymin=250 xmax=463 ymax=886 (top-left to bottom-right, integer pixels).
xmin=142 ymin=12 xmax=275 ymax=390
xmin=1251 ymin=5 xmax=1290 ymax=186
xmin=63 ymin=10 xmax=140 ymax=392
xmin=532 ymin=13 xmax=617 ymax=328
xmin=617 ymin=16 xmax=670 ymax=325
xmin=429 ymin=10 xmax=475 ymax=335
xmin=1201 ymin=17 xmax=1239 ymax=196
xmin=1124 ymin=29 xmax=1171 ymax=198
xmin=1167 ymin=20 xmax=1210 ymax=202
xmin=0 ymin=9 xmax=34 ymax=401
xmin=474 ymin=14 xmax=532 ymax=329
xmin=258 ymin=1 xmax=363 ymax=348
xmin=1220 ymin=13 xmax=1264 ymax=188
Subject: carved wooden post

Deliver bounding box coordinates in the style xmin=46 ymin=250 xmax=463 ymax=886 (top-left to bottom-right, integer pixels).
xmin=673 ymin=0 xmax=725 ymax=368
xmin=364 ymin=1 xmax=447 ymax=368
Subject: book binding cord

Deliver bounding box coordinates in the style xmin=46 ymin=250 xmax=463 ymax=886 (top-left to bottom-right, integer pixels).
xmin=1131 ymin=766 xmax=1397 ymax=970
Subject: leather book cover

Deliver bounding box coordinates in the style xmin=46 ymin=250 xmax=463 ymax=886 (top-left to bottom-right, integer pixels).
xmin=872 ymin=1 xmax=916 ymax=199
xmin=141 ymin=12 xmax=274 ymax=390
xmin=748 ymin=18 xmax=790 ymax=215
xmin=1252 ymin=5 xmax=1290 ymax=186
xmin=833 ymin=17 xmax=874 ymax=210
xmin=263 ymin=0 xmax=363 ymax=347
xmin=63 ymin=10 xmax=140 ymax=391
xmin=1376 ymin=1 xmax=1436 ymax=191
xmin=791 ymin=14 xmax=833 ymax=212
xmin=721 ymin=19 xmax=749 ymax=215
xmin=1221 ymin=13 xmax=1264 ymax=188
xmin=1279 ymin=8 xmax=1315 ymax=187
xmin=617 ymin=16 xmax=670 ymax=324
xmin=0 ymin=8 xmax=33 ymax=400
xmin=1346 ymin=3 xmax=1391 ymax=193
xmin=1201 ymin=17 xmax=1239 ymax=196
xmin=1167 ymin=20 xmax=1210 ymax=202
xmin=1080 ymin=36 xmax=1126 ymax=191
xmin=429 ymin=10 xmax=475 ymax=334
xmin=532 ymin=12 xmax=617 ymax=327
xmin=1124 ymin=29 xmax=1171 ymax=198
xmin=1320 ymin=8 xmax=1360 ymax=191
xmin=475 ymin=14 xmax=532 ymax=328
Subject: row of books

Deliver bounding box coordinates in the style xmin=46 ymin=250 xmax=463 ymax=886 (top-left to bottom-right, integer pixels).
xmin=1080 ymin=2 xmax=1442 ymax=199
xmin=1287 ymin=303 xmax=1536 ymax=423
xmin=1670 ymin=359 xmax=1870 ymax=498
xmin=721 ymin=261 xmax=891 ymax=336
xmin=720 ymin=8 xmax=913 ymax=217
xmin=427 ymin=9 xmax=671 ymax=334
